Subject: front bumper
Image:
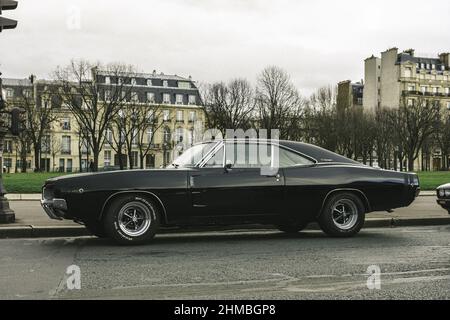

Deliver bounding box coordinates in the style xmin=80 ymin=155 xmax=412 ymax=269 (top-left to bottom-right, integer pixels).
xmin=436 ymin=198 xmax=450 ymax=212
xmin=40 ymin=198 xmax=67 ymax=220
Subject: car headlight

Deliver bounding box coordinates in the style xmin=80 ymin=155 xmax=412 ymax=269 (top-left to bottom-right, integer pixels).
xmin=439 ymin=189 xmax=450 ymax=198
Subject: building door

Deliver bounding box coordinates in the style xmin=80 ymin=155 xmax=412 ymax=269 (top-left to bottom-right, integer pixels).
xmin=40 ymin=158 xmax=50 ymax=172
xmin=146 ymin=154 xmax=155 ymax=168
xmin=67 ymin=159 xmax=73 ymax=173
xmin=59 ymin=159 xmax=65 ymax=172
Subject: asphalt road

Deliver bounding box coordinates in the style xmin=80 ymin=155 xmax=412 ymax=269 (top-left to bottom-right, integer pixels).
xmin=0 ymin=225 xmax=449 ymax=300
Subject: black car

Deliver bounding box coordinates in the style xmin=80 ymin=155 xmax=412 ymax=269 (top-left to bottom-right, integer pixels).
xmin=436 ymin=183 xmax=450 ymax=214
xmin=41 ymin=139 xmax=420 ymax=244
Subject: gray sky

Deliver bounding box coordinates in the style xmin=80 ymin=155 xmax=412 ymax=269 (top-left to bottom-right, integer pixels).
xmin=1 ymin=0 xmax=449 ymax=96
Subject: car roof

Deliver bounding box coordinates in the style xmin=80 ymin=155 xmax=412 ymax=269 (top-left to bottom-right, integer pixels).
xmin=200 ymin=139 xmax=359 ymax=164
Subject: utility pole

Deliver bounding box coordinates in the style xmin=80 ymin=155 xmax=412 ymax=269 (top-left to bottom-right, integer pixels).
xmin=0 ymin=0 xmax=18 ymax=223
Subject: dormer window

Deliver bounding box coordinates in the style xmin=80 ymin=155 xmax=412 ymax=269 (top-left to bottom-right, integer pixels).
xmin=131 ymin=78 xmax=136 ymax=85
xmin=163 ymin=80 xmax=169 ymax=87
xmin=146 ymin=79 xmax=152 ymax=86
xmin=105 ymin=76 xmax=111 ymax=84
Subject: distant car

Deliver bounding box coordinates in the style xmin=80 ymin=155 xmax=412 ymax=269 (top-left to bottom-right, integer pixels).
xmin=41 ymin=139 xmax=420 ymax=245
xmin=436 ymin=183 xmax=450 ymax=214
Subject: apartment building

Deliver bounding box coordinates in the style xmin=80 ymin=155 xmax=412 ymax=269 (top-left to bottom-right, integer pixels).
xmin=336 ymin=80 xmax=364 ymax=112
xmin=364 ymin=48 xmax=450 ymax=111
xmin=1 ymin=71 xmax=204 ymax=173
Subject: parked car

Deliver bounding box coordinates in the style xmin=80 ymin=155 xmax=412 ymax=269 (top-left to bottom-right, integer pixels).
xmin=436 ymin=183 xmax=450 ymax=214
xmin=41 ymin=139 xmax=420 ymax=244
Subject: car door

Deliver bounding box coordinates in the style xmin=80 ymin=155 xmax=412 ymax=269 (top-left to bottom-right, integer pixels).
xmin=189 ymin=141 xmax=285 ymax=219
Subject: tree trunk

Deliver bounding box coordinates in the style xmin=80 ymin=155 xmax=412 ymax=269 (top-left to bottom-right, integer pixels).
xmin=33 ymin=145 xmax=40 ymax=172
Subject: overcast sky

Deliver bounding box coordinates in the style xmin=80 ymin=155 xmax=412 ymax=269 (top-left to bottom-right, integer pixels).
xmin=1 ymin=0 xmax=449 ymax=95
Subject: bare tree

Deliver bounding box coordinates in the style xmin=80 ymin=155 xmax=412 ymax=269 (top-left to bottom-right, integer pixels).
xmin=435 ymin=112 xmax=450 ymax=170
xmin=13 ymin=83 xmax=57 ymax=171
xmin=256 ymin=66 xmax=302 ymax=139
xmin=203 ymin=79 xmax=255 ymax=134
xmin=54 ymin=60 xmax=136 ymax=171
xmin=134 ymin=104 xmax=166 ymax=169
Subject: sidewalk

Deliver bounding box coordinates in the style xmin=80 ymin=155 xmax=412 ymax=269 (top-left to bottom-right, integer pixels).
xmin=0 ymin=193 xmax=448 ymax=239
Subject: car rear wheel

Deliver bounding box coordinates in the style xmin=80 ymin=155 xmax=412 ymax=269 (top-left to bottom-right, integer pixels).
xmin=104 ymin=195 xmax=160 ymax=245
xmin=318 ymin=192 xmax=365 ymax=237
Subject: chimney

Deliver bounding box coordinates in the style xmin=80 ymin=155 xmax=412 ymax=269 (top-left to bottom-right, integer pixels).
xmin=403 ymin=48 xmax=415 ymax=56
xmin=439 ymin=53 xmax=450 ymax=68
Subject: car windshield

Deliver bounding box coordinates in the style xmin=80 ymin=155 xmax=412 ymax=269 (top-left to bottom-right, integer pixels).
xmin=170 ymin=142 xmax=217 ymax=168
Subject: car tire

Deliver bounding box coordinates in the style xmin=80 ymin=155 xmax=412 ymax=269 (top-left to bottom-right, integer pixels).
xmin=104 ymin=194 xmax=160 ymax=245
xmin=278 ymin=221 xmax=309 ymax=233
xmin=318 ymin=192 xmax=365 ymax=237
xmin=84 ymin=221 xmax=107 ymax=238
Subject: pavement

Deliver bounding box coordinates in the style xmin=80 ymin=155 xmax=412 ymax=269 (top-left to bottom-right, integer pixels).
xmin=0 ymin=225 xmax=449 ymax=299
xmin=0 ymin=192 xmax=449 ymax=239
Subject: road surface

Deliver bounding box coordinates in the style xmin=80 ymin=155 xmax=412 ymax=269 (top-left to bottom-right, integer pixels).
xmin=0 ymin=225 xmax=449 ymax=299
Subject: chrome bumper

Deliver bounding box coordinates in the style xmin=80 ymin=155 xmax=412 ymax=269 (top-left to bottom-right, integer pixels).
xmin=40 ymin=198 xmax=67 ymax=220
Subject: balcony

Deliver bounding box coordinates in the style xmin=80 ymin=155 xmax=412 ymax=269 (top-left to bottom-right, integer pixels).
xmin=402 ymin=90 xmax=450 ymax=98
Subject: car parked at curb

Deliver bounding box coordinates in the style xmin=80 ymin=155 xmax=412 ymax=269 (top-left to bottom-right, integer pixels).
xmin=41 ymin=139 xmax=420 ymax=245
xmin=436 ymin=183 xmax=450 ymax=214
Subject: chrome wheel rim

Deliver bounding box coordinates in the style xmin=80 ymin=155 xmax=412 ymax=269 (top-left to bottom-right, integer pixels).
xmin=118 ymin=201 xmax=152 ymax=237
xmin=331 ymin=199 xmax=358 ymax=230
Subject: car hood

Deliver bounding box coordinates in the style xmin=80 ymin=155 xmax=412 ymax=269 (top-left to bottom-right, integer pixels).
xmin=437 ymin=183 xmax=450 ymax=190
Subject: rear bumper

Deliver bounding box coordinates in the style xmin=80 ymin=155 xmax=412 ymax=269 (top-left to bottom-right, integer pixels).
xmin=40 ymin=198 xmax=67 ymax=220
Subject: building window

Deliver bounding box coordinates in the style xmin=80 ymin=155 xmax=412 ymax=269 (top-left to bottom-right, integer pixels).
xmin=105 ymin=76 xmax=110 ymax=84
xmin=188 ymin=95 xmax=196 ymax=105
xmin=105 ymin=128 xmax=113 ymax=145
xmin=4 ymin=158 xmax=12 ymax=169
xmin=147 ymin=128 xmax=154 ymax=144
xmin=146 ymin=92 xmax=155 ymax=103
xmin=447 ymin=102 xmax=450 ymax=110
xmin=163 ymin=109 xmax=170 ymax=121
xmin=421 ymin=63 xmax=425 ymax=69
xmin=163 ymin=80 xmax=169 ymax=87
xmin=118 ymin=77 xmax=124 ymax=85
xmin=61 ymin=136 xmax=71 ymax=155
xmin=176 ymin=127 xmax=184 ymax=143
xmin=432 ymin=64 xmax=436 ymax=70
xmin=407 ymin=85 xmax=415 ymax=92
xmin=3 ymin=140 xmax=12 ymax=153
xmin=81 ymin=139 xmax=89 ymax=154
xmin=104 ymin=150 xmax=111 ymax=167
xmin=146 ymin=79 xmax=152 ymax=86
xmin=41 ymin=135 xmax=51 ymax=153
xmin=421 ymin=86 xmax=427 ymax=93
xmin=5 ymin=89 xmax=13 ymax=99
xmin=131 ymin=151 xmax=138 ymax=167
xmin=176 ymin=94 xmax=184 ymax=105
xmin=163 ymin=93 xmax=171 ymax=104
xmin=23 ymin=90 xmax=32 ymax=98
xmin=163 ymin=127 xmax=171 ymax=144
xmin=131 ymin=78 xmax=136 ymax=86
xmin=445 ymin=88 xmax=450 ymax=95
xmin=146 ymin=154 xmax=155 ymax=168
xmin=188 ymin=127 xmax=194 ymax=146
xmin=404 ymin=68 xmax=412 ymax=78
xmin=61 ymin=118 xmax=71 ymax=130
xmin=407 ymin=99 xmax=414 ymax=107
xmin=176 ymin=110 xmax=184 ymax=122
xmin=188 ymin=111 xmax=196 ymax=122
xmin=131 ymin=91 xmax=139 ymax=103
xmin=426 ymin=63 xmax=431 ymax=69
xmin=432 ymin=87 xmax=439 ymax=94
xmin=178 ymin=81 xmax=191 ymax=89
xmin=105 ymin=90 xmax=111 ymax=101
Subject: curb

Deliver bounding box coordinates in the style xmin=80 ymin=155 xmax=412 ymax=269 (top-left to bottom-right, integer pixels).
xmin=0 ymin=217 xmax=449 ymax=239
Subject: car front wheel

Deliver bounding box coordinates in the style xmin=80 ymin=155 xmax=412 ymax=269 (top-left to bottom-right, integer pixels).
xmin=104 ymin=195 xmax=160 ymax=245
xmin=318 ymin=192 xmax=365 ymax=237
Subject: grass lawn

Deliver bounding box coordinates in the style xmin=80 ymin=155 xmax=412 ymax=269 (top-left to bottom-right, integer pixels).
xmin=3 ymin=172 xmax=69 ymax=194
xmin=417 ymin=171 xmax=450 ymax=191
xmin=1 ymin=170 xmax=449 ymax=194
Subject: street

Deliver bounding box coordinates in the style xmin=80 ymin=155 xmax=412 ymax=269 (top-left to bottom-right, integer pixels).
xmin=0 ymin=225 xmax=449 ymax=300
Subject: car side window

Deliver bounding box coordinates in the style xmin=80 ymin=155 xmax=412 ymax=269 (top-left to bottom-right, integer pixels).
xmin=274 ymin=146 xmax=314 ymax=167
xmin=204 ymin=146 xmax=224 ymax=168
xmin=225 ymin=142 xmax=272 ymax=168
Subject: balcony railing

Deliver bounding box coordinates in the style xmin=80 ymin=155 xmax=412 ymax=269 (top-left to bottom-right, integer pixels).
xmin=402 ymin=90 xmax=450 ymax=97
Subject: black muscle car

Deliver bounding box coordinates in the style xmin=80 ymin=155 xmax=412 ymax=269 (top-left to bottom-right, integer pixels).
xmin=436 ymin=183 xmax=450 ymax=214
xmin=41 ymin=139 xmax=420 ymax=244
